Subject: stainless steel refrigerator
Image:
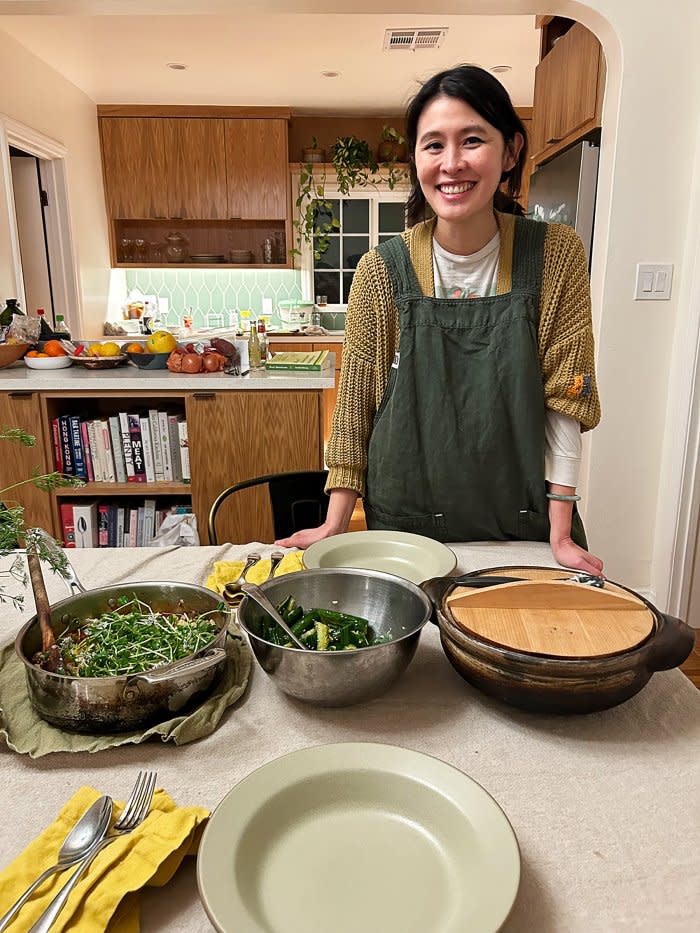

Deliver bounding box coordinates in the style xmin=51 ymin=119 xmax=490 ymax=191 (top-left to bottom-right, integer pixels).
xmin=527 ymin=141 xmax=600 ymax=264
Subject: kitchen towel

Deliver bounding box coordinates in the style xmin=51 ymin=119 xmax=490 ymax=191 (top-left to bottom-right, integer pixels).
xmin=0 ymin=785 xmax=208 ymax=932
xmin=0 ymin=620 xmax=251 ymax=757
xmin=206 ymin=549 xmax=304 ymax=593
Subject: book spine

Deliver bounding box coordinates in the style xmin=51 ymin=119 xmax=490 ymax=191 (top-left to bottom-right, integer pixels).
xmin=178 ymin=419 xmax=190 ymax=483
xmin=59 ymin=415 xmax=74 ymax=475
xmin=128 ymin=414 xmax=146 ymax=483
xmin=143 ymin=498 xmax=156 ymax=546
xmin=60 ymin=502 xmax=76 ymax=548
xmin=139 ymin=417 xmax=156 ymax=483
xmin=129 ymin=507 xmax=138 ymax=547
xmin=80 ymin=421 xmax=94 ymax=483
xmin=101 ymin=421 xmax=116 ymax=483
xmin=118 ymin=412 xmax=135 ymax=481
xmin=167 ymin=414 xmax=182 ymax=481
xmin=97 ymin=503 xmax=109 ymax=547
xmin=68 ymin=416 xmax=87 ymax=478
xmin=87 ymin=420 xmax=103 ymax=482
xmin=136 ymin=505 xmax=145 ymax=546
xmin=50 ymin=418 xmax=63 ymax=473
xmin=116 ymin=506 xmax=125 ymax=547
xmin=72 ymin=501 xmax=98 ymax=547
xmin=107 ymin=503 xmax=117 ymax=547
xmin=108 ymin=415 xmax=127 ymax=484
xmin=148 ymin=409 xmax=164 ymax=481
xmin=158 ymin=411 xmax=173 ymax=481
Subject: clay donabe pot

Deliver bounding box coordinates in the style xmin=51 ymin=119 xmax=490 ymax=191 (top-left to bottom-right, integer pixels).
xmin=422 ymin=566 xmax=695 ymax=714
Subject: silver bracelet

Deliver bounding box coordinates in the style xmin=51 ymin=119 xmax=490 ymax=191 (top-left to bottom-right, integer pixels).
xmin=546 ymin=492 xmax=581 ymax=502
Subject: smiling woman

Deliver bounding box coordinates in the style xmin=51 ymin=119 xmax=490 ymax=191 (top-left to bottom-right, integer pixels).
xmin=277 ymin=63 xmax=603 ymax=580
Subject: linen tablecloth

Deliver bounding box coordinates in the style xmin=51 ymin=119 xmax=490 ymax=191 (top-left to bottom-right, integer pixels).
xmin=1 ymin=542 xmax=698 ymax=932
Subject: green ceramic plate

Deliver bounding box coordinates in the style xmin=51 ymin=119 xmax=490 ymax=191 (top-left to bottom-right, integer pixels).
xmin=302 ymin=530 xmax=456 ymax=584
xmin=197 ymin=743 xmax=520 ymax=933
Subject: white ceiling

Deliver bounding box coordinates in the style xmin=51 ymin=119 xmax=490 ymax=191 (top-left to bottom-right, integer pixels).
xmin=0 ymin=6 xmax=540 ymax=113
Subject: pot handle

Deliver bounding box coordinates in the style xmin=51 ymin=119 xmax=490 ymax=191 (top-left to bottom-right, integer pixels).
xmin=646 ymin=614 xmax=696 ymax=672
xmin=26 ymin=527 xmax=85 ymax=596
xmin=127 ymin=647 xmax=227 ymax=686
xmin=420 ymin=574 xmax=524 ymax=623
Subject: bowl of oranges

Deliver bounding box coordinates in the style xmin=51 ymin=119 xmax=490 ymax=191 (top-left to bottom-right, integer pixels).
xmin=70 ymin=341 xmax=127 ymax=369
xmin=24 ymin=339 xmax=72 ymax=369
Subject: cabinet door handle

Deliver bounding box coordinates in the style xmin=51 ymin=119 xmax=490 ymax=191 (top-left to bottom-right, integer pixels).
xmin=9 ymin=391 xmax=33 ymax=399
xmin=192 ymin=392 xmax=215 ymax=400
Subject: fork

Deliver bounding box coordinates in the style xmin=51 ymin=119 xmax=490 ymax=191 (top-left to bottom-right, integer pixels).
xmin=28 ymin=771 xmax=157 ymax=933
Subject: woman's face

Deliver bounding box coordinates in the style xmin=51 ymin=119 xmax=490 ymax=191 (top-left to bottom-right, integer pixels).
xmin=414 ymin=94 xmax=522 ymax=230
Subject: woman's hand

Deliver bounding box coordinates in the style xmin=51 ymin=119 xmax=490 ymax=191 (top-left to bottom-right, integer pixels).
xmin=550 ymin=536 xmax=604 ymax=575
xmin=274 ymin=488 xmax=359 ymax=549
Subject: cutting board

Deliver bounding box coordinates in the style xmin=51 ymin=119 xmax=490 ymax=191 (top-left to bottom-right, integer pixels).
xmin=445 ymin=567 xmax=655 ymax=658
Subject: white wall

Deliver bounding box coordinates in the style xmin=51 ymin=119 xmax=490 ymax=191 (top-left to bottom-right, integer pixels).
xmin=0 ymin=28 xmax=110 ymax=338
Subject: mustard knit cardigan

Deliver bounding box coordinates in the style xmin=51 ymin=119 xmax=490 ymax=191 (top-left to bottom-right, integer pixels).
xmin=326 ymin=212 xmax=601 ymax=497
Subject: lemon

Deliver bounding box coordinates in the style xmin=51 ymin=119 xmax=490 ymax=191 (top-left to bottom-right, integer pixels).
xmin=98 ymin=342 xmax=122 ymax=357
xmin=146 ymin=330 xmax=177 ymax=354
xmin=87 ymin=343 xmax=102 ymax=357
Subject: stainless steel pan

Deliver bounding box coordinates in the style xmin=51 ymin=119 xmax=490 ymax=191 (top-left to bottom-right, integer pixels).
xmin=14 ymin=532 xmax=229 ymax=732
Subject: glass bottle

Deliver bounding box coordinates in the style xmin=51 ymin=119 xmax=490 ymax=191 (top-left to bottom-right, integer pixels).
xmin=248 ymin=320 xmax=262 ymax=369
xmin=36 ymin=308 xmax=54 ymax=340
xmin=0 ymin=298 xmax=22 ymax=328
xmin=54 ymin=314 xmax=71 ymax=339
xmin=257 ymin=319 xmax=268 ymax=362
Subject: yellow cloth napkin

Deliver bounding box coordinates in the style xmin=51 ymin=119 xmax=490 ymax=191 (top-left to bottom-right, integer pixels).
xmin=206 ymin=550 xmax=304 ymax=594
xmin=0 ymin=786 xmax=208 ymax=932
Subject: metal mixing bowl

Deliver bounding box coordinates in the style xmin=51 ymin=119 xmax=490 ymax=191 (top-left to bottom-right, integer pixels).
xmin=236 ymin=568 xmax=432 ymax=707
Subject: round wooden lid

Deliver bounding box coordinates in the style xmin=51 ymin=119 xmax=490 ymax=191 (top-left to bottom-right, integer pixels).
xmin=445 ymin=567 xmax=655 ymax=658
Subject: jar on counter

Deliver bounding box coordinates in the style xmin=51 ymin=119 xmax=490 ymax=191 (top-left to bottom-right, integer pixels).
xmin=240 ymin=310 xmax=252 ymax=335
xmin=165 ymin=231 xmax=188 ymax=263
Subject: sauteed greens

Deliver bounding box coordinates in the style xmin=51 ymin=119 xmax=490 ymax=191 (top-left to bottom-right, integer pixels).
xmin=32 ymin=594 xmax=221 ymax=677
xmin=262 ymin=594 xmax=392 ymax=650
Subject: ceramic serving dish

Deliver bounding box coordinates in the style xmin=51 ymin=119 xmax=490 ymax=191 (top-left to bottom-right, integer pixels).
xmin=127 ymin=350 xmax=170 ymax=370
xmin=24 ymin=355 xmax=72 ymax=369
xmin=0 ymin=342 xmax=31 ymax=368
xmin=70 ymin=354 xmax=127 ymax=369
xmin=197 ymin=743 xmax=520 ymax=933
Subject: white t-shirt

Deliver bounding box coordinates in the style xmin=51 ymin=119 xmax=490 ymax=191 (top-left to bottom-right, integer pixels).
xmin=432 ymin=233 xmax=581 ymax=488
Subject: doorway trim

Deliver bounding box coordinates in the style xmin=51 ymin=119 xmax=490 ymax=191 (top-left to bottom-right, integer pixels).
xmin=0 ymin=114 xmax=84 ymax=335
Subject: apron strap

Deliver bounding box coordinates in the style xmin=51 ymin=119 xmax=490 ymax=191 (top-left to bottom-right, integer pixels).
xmin=511 ymin=216 xmax=547 ymax=299
xmin=376 ymin=236 xmax=424 ymax=302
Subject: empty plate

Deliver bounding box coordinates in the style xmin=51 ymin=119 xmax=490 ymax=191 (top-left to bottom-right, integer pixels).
xmin=197 ymin=742 xmax=520 ymax=933
xmin=303 ymin=530 xmax=456 ymax=584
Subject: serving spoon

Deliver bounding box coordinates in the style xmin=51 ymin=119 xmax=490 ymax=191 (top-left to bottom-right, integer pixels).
xmin=0 ymin=794 xmax=113 ymax=931
xmin=240 ymin=583 xmax=308 ymax=650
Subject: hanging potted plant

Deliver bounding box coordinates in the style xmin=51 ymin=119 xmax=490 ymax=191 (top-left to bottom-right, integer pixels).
xmin=376 ymin=124 xmax=406 ymax=163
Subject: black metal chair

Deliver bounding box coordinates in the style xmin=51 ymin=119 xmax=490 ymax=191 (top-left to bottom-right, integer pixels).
xmin=207 ymin=470 xmax=329 ymax=545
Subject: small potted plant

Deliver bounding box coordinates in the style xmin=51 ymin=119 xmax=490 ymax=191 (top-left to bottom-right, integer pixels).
xmin=376 ymin=125 xmax=406 ymax=163
xmin=301 ymin=136 xmax=326 ymax=164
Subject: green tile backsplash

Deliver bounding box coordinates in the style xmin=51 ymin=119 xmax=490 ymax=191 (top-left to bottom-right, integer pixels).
xmin=125 ymin=268 xmax=303 ymax=329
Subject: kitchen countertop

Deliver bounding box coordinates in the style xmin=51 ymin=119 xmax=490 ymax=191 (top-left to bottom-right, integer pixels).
xmin=1 ymin=541 xmax=698 ymax=932
xmin=0 ymin=359 xmax=335 ymax=391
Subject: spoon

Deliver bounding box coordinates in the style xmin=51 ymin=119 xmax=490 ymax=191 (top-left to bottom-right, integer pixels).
xmin=0 ymin=794 xmax=113 ymax=932
xmin=240 ymin=583 xmax=308 ymax=650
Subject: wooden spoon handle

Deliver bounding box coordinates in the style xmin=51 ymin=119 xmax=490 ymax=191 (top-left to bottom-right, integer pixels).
xmin=26 ymin=547 xmax=55 ymax=651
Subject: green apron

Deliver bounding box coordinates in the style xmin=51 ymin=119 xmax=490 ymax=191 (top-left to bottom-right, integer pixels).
xmin=365 ymin=216 xmax=586 ymax=547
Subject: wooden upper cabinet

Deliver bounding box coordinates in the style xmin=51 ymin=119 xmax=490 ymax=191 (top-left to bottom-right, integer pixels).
xmin=225 ymin=119 xmax=288 ymax=220
xmin=163 ymin=118 xmax=228 ymax=220
xmin=530 ymin=22 xmax=604 ymax=165
xmin=99 ymin=118 xmax=169 ymax=219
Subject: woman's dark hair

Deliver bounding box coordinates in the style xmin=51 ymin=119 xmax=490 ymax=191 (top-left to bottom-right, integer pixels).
xmin=404 ymin=64 xmax=528 ymax=226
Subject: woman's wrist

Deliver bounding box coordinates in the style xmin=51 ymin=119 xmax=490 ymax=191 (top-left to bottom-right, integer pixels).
xmin=547 ymin=483 xmax=576 ymax=543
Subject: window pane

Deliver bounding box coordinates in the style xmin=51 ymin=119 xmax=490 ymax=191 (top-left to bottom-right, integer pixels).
xmin=379 ymin=201 xmax=407 ymax=233
xmin=313 ymin=235 xmax=340 ymax=270
xmin=314 ymin=271 xmax=341 ymax=305
xmin=378 ymin=234 xmax=397 ymax=244
xmin=342 ymin=272 xmax=356 ymax=303
xmin=342 ymin=236 xmax=369 ymax=270
xmin=313 ymin=199 xmax=339 ymax=232
xmin=342 ymin=199 xmax=369 ymax=234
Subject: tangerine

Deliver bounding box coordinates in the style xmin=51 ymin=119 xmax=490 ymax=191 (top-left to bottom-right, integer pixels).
xmin=125 ymin=342 xmax=144 ymax=353
xmin=26 ymin=350 xmax=39 ymax=357
xmin=44 ymin=339 xmax=68 ymax=357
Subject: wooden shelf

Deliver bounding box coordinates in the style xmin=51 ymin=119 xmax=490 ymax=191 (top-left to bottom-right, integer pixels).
xmin=113 ymin=262 xmax=289 ymax=270
xmin=55 ymin=482 xmax=191 ymax=497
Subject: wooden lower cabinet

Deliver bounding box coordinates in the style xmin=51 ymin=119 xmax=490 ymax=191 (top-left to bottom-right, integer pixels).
xmin=0 ymin=388 xmax=324 ymax=548
xmin=186 ymin=389 xmax=323 ymax=543
xmin=0 ymin=390 xmax=55 ymax=535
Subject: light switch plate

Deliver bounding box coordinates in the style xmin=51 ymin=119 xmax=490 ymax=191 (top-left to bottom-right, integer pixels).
xmin=635 ymin=263 xmax=673 ymax=300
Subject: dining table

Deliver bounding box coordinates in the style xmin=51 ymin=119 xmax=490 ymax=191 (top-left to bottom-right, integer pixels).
xmin=0 ymin=539 xmax=698 ymax=932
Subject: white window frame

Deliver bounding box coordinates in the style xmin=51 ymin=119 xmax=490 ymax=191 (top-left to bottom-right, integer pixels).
xmin=290 ymin=167 xmax=410 ymax=306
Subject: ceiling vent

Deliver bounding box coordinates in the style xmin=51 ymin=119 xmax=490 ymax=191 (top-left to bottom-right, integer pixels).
xmin=383 ymin=28 xmax=448 ymax=51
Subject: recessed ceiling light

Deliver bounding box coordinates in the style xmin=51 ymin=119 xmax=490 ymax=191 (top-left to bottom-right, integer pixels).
xmin=167 ymin=62 xmax=188 ymax=71
xmin=321 ymin=71 xmax=340 ymax=78
xmin=490 ymin=65 xmax=512 ymax=74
